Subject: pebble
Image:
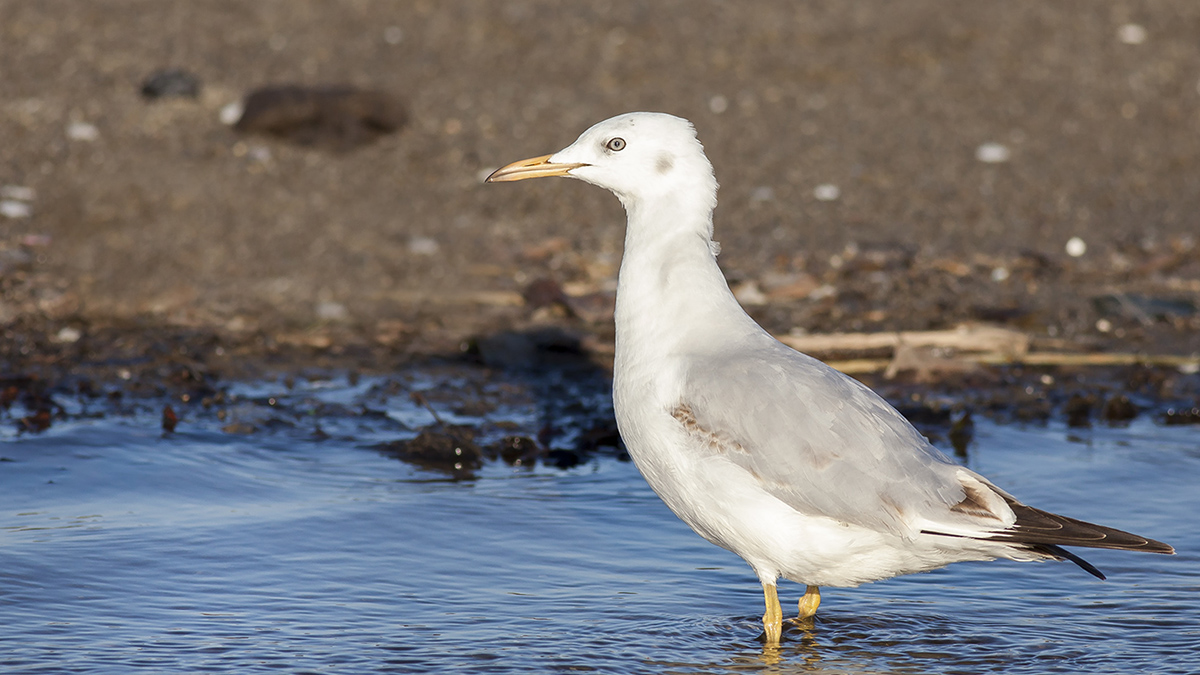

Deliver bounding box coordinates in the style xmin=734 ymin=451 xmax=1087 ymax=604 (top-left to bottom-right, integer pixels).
xmin=813 ymin=183 xmax=840 ymax=201
xmin=0 ymin=200 xmax=31 ymax=219
xmin=1117 ymin=23 xmax=1147 ymax=45
xmin=975 ymin=142 xmax=1011 ymax=163
xmin=1065 ymin=236 xmax=1087 ymax=257
xmin=67 ymin=121 xmax=100 ymax=141
xmin=54 ymin=326 xmax=82 ymax=343
xmin=219 ymin=100 xmax=245 ymax=126
xmin=708 ymin=95 xmax=729 ymax=114
xmin=408 ymin=236 xmax=440 ymax=256
xmin=141 ymin=68 xmax=202 ymax=99
xmin=990 ymin=266 xmax=1010 ymax=282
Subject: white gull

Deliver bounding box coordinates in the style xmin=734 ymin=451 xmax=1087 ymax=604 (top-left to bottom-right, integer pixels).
xmin=488 ymin=112 xmax=1173 ymax=643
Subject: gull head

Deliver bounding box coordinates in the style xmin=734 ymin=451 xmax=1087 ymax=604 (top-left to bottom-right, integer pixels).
xmin=487 ymin=112 xmax=717 ymax=211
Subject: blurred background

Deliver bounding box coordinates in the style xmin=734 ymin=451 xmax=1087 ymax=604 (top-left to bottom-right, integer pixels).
xmin=2 ymin=1 xmax=1197 ymax=358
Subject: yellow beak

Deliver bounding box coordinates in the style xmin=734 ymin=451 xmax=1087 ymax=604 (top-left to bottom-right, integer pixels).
xmin=486 ymin=154 xmax=587 ymax=182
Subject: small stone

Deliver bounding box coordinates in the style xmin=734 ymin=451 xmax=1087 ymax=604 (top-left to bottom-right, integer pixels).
xmin=53 ymin=326 xmax=82 ymax=343
xmin=990 ymin=266 xmax=1010 ymax=282
xmin=67 ymin=121 xmax=99 ymax=141
xmin=408 ymin=236 xmax=440 ymax=256
xmin=708 ymin=95 xmax=729 ymax=114
xmin=219 ymin=100 xmax=245 ymax=125
xmin=1117 ymin=23 xmax=1147 ymax=45
xmin=975 ymin=142 xmax=1010 ymax=163
xmin=813 ymin=184 xmax=840 ymax=201
xmin=1095 ymin=318 xmax=1113 ymax=333
xmin=141 ymin=68 xmax=202 ymax=99
xmin=1065 ymin=236 xmax=1087 ymax=257
xmin=0 ymin=200 xmax=31 ymax=219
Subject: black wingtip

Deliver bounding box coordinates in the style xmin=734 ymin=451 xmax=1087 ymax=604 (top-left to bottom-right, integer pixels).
xmin=1036 ymin=544 xmax=1106 ymax=580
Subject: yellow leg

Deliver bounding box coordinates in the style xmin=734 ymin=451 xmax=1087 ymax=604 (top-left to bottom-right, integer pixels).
xmin=797 ymin=585 xmax=821 ymax=619
xmin=762 ymin=582 xmax=783 ymax=644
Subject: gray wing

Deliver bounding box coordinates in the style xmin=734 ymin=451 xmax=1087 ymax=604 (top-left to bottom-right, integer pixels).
xmin=676 ymin=337 xmax=975 ymax=536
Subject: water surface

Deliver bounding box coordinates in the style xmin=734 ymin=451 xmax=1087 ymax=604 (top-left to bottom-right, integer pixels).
xmin=3 ymin=369 xmax=1198 ymax=674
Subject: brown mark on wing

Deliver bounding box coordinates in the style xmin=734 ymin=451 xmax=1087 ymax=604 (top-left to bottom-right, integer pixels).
xmin=671 ymin=404 xmax=750 ymax=456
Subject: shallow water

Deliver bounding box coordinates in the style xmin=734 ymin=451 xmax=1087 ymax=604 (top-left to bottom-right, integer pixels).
xmin=3 ymin=368 xmax=1198 ymax=674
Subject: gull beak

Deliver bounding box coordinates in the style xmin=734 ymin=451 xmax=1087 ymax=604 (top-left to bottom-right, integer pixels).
xmin=486 ymin=154 xmax=587 ymax=183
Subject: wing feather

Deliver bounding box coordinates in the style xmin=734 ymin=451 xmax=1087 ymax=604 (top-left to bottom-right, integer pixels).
xmin=677 ymin=339 xmax=971 ymax=536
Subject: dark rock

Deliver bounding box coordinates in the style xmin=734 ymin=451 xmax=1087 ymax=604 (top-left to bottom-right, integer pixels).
xmin=1063 ymin=394 xmax=1094 ymax=428
xmin=543 ymin=448 xmax=582 ymax=469
xmin=490 ymin=435 xmax=540 ymax=465
xmin=234 ymin=85 xmax=406 ymax=150
xmin=1101 ymin=395 xmax=1139 ymax=424
xmin=162 ymin=404 xmax=178 ymax=432
xmin=141 ymin=68 xmax=202 ymax=99
xmin=377 ymin=426 xmax=482 ymax=476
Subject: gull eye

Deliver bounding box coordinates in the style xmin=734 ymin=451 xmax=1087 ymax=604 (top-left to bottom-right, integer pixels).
xmin=606 ymin=137 xmax=626 ymax=152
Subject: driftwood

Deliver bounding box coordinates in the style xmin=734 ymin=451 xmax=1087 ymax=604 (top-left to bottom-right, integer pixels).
xmin=778 ymin=324 xmax=1200 ymax=376
xmin=824 ymin=351 xmax=1200 ymax=375
xmin=583 ymin=323 xmax=1198 ymax=376
xmin=779 ymin=324 xmax=1030 ymax=358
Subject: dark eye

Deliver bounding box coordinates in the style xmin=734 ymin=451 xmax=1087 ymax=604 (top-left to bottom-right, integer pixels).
xmin=606 ymin=137 xmax=626 ymax=152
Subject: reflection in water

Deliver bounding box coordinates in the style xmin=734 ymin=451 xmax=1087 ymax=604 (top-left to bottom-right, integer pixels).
xmin=1 ymin=372 xmax=1198 ymax=674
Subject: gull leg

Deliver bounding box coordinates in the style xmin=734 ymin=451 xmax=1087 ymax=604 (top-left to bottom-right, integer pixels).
xmin=797 ymin=585 xmax=821 ymax=620
xmin=762 ymin=582 xmax=783 ymax=644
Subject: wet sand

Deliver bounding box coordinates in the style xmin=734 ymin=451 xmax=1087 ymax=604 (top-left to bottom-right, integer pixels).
xmin=2 ymin=2 xmax=1198 ymax=390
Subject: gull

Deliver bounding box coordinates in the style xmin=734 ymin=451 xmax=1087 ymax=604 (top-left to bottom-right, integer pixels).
xmin=487 ymin=112 xmax=1173 ymax=643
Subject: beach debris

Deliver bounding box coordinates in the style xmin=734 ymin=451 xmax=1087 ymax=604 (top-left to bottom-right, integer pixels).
xmin=975 ymin=142 xmax=1010 ymax=163
xmin=233 ymin=85 xmax=406 ymax=150
xmin=141 ymin=69 xmax=202 ymax=99
xmin=813 ymin=183 xmax=841 ymax=201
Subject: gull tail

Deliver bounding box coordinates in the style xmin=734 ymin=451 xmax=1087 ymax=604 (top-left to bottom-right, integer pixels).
xmin=991 ymin=499 xmax=1175 ymax=554
xmin=986 ymin=498 xmax=1174 ymax=580
xmin=924 ymin=495 xmax=1173 ymax=580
